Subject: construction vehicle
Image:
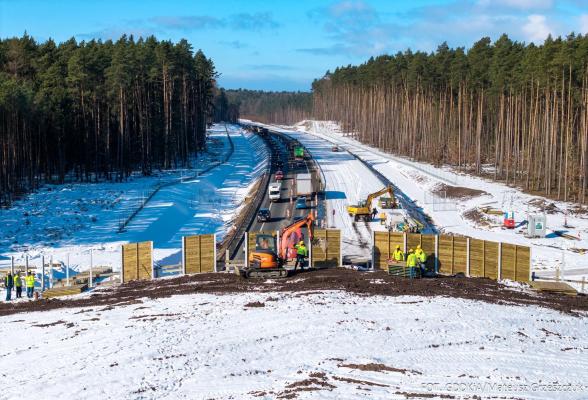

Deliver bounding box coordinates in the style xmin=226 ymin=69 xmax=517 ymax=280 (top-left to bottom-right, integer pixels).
xmin=347 ymin=185 xmax=396 ymax=221
xmin=242 ymin=212 xmax=315 ymax=278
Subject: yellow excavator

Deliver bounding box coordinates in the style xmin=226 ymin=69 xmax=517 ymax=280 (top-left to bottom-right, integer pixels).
xmin=242 ymin=212 xmax=315 ymax=278
xmin=347 ymin=185 xmax=396 ymax=221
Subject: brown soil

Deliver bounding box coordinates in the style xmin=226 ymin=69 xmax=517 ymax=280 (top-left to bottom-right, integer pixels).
xmin=432 ymin=183 xmax=487 ymax=199
xmin=528 ymin=198 xmax=561 ymax=214
xmin=462 ymin=208 xmax=492 ymax=227
xmin=339 ymin=363 xmax=422 ymax=375
xmin=332 ymin=376 xmax=389 ymax=387
xmin=1 ymin=268 xmax=587 ymax=317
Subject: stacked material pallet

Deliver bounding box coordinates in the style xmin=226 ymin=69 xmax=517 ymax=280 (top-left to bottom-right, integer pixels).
xmin=388 ymin=263 xmax=421 ymax=279
xmin=530 ymin=281 xmax=578 ymax=296
xmin=43 ymin=284 xmax=88 ymax=299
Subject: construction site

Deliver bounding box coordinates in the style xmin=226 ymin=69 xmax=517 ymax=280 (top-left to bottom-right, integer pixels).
xmin=6 ymin=0 xmax=588 ymax=397
xmin=1 ymin=121 xmax=587 ymax=399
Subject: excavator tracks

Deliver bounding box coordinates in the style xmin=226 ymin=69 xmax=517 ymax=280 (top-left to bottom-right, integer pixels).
xmin=242 ymin=268 xmax=289 ymax=279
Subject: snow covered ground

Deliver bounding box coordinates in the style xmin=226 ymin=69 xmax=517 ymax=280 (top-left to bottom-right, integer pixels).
xmin=0 ymin=124 xmax=267 ymax=276
xmin=257 ymin=120 xmax=588 ymax=289
xmin=1 ymin=290 xmax=586 ymax=400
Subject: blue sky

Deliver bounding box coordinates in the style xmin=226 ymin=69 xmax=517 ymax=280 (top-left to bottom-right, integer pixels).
xmin=1 ymin=0 xmax=587 ymax=91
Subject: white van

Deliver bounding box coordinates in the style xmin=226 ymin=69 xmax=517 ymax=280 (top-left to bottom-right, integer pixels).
xmin=268 ymin=182 xmax=281 ymax=202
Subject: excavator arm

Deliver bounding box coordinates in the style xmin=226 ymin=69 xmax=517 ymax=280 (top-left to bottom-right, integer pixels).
xmin=365 ymin=185 xmax=395 ymax=209
xmin=279 ymin=212 xmax=315 ymax=260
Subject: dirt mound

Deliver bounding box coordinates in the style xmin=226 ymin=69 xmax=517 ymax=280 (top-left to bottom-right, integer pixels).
xmin=432 ymin=183 xmax=487 ymax=200
xmin=462 ymin=208 xmax=492 ymax=227
xmin=1 ymin=268 xmax=586 ymax=317
xmin=528 ymin=198 xmax=561 ymax=214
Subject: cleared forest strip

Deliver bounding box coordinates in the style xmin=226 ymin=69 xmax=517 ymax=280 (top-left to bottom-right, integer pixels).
xmin=117 ymin=125 xmax=235 ymax=233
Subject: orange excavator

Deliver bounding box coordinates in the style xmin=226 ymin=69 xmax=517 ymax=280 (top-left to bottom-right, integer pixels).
xmin=242 ymin=212 xmax=315 ymax=278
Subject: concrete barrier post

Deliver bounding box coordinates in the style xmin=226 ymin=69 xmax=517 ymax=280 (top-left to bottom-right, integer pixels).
xmin=41 ymin=255 xmax=45 ymax=292
xmin=89 ymin=249 xmax=93 ymax=288
xmin=466 ymin=238 xmax=471 ymax=277
xmin=66 ymin=254 xmax=70 ymax=286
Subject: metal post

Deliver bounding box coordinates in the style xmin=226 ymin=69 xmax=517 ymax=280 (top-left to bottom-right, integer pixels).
xmin=213 ymin=233 xmax=218 ymax=273
xmin=25 ymin=255 xmax=28 ymax=273
xmin=497 ymin=243 xmax=502 ymax=281
xmin=49 ymin=256 xmax=53 ymax=289
xmin=434 ymin=235 xmax=439 ymax=274
xmin=466 ymin=238 xmax=471 ymax=277
xmin=581 ymin=277 xmax=585 ymax=293
xmin=181 ymin=237 xmax=186 ymax=275
xmin=41 ymin=256 xmax=45 ymax=292
xmin=89 ymin=249 xmax=93 ymax=288
xmin=555 ymin=267 xmax=560 ymax=282
xmin=120 ymin=245 xmax=125 ymax=284
xmin=10 ymin=256 xmax=14 ymax=276
xmin=244 ymin=232 xmax=249 ymax=269
xmin=66 ymin=254 xmax=70 ymax=286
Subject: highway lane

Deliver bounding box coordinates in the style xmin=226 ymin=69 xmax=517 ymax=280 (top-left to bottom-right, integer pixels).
xmin=249 ymin=132 xmax=316 ymax=234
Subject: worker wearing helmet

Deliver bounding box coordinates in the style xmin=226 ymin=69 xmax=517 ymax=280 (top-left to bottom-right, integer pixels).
xmin=392 ymin=245 xmax=404 ymax=262
xmin=25 ymin=271 xmax=35 ymax=298
xmin=294 ymin=240 xmax=308 ymax=271
xmin=415 ymin=245 xmax=427 ymax=275
xmin=406 ymin=249 xmax=418 ymax=278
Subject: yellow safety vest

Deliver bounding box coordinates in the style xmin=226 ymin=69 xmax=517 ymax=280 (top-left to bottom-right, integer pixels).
xmin=416 ymin=249 xmax=427 ymax=263
xmin=393 ymin=250 xmax=404 ymax=261
xmin=25 ymin=275 xmax=35 ymax=288
xmin=14 ymin=276 xmax=22 ymax=287
xmin=406 ymin=253 xmax=417 ymax=267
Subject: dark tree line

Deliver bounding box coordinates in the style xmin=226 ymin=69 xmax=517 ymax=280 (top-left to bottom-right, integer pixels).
xmin=313 ymin=34 xmax=588 ymax=203
xmin=0 ymin=34 xmax=217 ymax=205
xmin=212 ymin=88 xmax=239 ymax=123
xmin=225 ymin=89 xmax=312 ymax=125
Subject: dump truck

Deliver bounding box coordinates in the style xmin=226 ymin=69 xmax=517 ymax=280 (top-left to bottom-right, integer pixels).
xmin=295 ymin=173 xmax=313 ymax=197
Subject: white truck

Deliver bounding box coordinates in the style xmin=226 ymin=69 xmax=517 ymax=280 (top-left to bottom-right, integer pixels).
xmin=268 ymin=182 xmax=282 ymax=202
xmin=295 ymin=173 xmax=313 ymax=197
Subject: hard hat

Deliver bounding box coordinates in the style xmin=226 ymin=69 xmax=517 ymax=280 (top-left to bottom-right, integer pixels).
xmin=396 ymin=245 xmax=400 ymax=249
xmin=416 ymin=245 xmax=421 ymax=250
xmin=409 ymin=248 xmax=414 ymax=253
xmin=299 ymin=240 xmax=304 ymax=245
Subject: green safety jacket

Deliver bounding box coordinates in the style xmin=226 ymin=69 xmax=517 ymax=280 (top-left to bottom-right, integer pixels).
xmin=295 ymin=244 xmax=308 ymax=257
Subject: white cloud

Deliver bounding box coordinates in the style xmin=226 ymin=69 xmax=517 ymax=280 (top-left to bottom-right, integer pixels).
xmin=522 ymin=14 xmax=552 ymax=43
xmin=581 ymin=14 xmax=588 ymax=34
xmin=478 ymin=0 xmax=553 ymax=9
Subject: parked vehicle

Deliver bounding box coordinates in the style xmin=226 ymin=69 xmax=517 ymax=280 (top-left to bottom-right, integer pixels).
xmin=275 ymin=170 xmax=284 ymax=180
xmin=332 ymin=145 xmax=340 ymax=152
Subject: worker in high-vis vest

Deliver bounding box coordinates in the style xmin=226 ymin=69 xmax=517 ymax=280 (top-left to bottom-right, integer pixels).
xmin=392 ymin=245 xmax=404 ymax=262
xmin=406 ymin=249 xmax=418 ymax=278
xmin=415 ymin=245 xmax=427 ymax=275
xmin=14 ymin=272 xmax=22 ymax=299
xmin=25 ymin=271 xmax=35 ymax=299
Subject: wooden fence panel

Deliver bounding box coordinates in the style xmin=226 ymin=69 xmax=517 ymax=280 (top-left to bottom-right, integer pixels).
xmin=515 ymin=245 xmax=531 ymax=282
xmin=407 ymin=233 xmax=421 ymax=252
xmin=453 ymin=237 xmax=468 ymax=275
xmin=122 ymin=241 xmax=152 ymax=283
xmin=469 ymin=239 xmax=484 ymax=277
xmin=137 ymin=242 xmax=153 ymax=280
xmin=184 ymin=234 xmax=216 ymax=274
xmin=122 ymin=243 xmax=138 ymax=283
xmin=484 ymin=241 xmax=499 ymax=280
xmin=311 ymin=229 xmax=341 ymax=268
xmin=501 ymin=243 xmax=516 ymax=281
xmin=373 ymin=231 xmax=389 ymax=270
xmin=438 ymin=235 xmax=454 ymax=274
xmin=420 ymin=235 xmax=435 ymax=268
